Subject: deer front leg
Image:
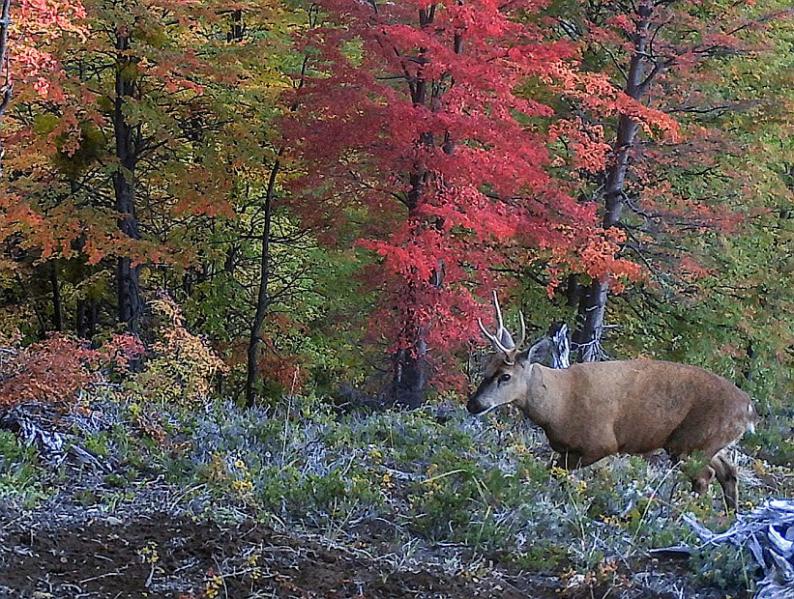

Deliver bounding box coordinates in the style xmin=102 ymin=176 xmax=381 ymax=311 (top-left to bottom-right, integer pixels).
xmin=553 ymin=450 xmax=584 ymax=470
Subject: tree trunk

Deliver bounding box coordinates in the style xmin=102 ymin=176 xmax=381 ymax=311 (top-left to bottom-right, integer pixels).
xmin=390 ymin=253 xmax=445 ymax=408
xmin=76 ymin=300 xmax=87 ymax=338
xmin=49 ymin=261 xmax=63 ymax=331
xmin=227 ymin=9 xmax=243 ymax=43
xmin=388 ymin=5 xmax=456 ymax=407
xmin=112 ymin=31 xmax=144 ymax=334
xmin=0 ymin=0 xmax=12 ymax=176
xmin=77 ymin=298 xmax=98 ymax=339
xmin=575 ymin=2 xmax=653 ymax=362
xmin=245 ymin=158 xmax=280 ymax=407
xmin=242 ymin=55 xmax=309 ymax=406
xmin=391 ymin=337 xmax=428 ymax=409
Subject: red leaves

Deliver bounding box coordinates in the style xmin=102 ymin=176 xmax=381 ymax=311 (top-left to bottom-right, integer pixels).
xmin=285 ymin=0 xmax=648 ymax=391
xmin=0 ymin=333 xmax=144 ymax=406
xmin=549 ymin=118 xmax=612 ymax=174
xmin=9 ymin=0 xmax=87 ymax=105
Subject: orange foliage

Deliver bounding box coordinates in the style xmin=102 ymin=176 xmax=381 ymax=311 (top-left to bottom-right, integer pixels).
xmin=256 ymin=338 xmax=306 ymax=393
xmin=0 ymin=333 xmax=144 ymax=406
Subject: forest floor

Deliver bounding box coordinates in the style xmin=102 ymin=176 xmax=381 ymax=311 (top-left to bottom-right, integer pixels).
xmin=0 ymin=394 xmax=790 ymax=598
xmin=3 ymin=509 xmax=517 ymax=598
xmin=0 ymin=498 xmax=729 ymax=599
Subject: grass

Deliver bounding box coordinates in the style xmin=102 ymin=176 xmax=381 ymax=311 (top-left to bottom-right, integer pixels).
xmin=0 ymin=388 xmax=791 ymax=596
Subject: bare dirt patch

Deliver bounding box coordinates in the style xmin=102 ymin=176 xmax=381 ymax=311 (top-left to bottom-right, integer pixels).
xmin=0 ymin=513 xmax=541 ymax=598
xmin=0 ymin=510 xmax=731 ymax=599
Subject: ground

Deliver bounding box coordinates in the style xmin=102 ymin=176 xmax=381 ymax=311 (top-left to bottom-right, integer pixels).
xmin=1 ymin=397 xmax=788 ymax=598
xmin=0 ymin=497 xmax=737 ymax=599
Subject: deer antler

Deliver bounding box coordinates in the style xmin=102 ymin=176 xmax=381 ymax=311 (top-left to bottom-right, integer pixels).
xmin=478 ymin=318 xmax=514 ymax=356
xmin=478 ymin=291 xmax=525 ymax=363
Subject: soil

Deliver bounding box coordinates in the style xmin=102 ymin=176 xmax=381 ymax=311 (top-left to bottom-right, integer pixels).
xmin=0 ymin=511 xmax=718 ymax=599
xmin=0 ymin=513 xmax=522 ymax=598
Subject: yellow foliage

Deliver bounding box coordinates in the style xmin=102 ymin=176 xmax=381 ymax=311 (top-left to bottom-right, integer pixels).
xmin=131 ymin=295 xmax=228 ymax=404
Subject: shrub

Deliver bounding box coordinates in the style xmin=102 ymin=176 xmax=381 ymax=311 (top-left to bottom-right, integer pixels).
xmin=0 ymin=333 xmax=143 ymax=406
xmin=131 ymin=295 xmax=228 ymax=404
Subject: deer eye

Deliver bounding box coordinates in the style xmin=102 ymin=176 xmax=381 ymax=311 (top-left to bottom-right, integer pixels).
xmin=498 ymin=373 xmax=511 ymax=384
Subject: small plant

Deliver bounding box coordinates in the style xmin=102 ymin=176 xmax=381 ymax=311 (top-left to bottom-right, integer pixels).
xmin=203 ymin=568 xmax=223 ymax=599
xmin=83 ymin=431 xmax=111 ymax=458
xmin=138 ymin=540 xmax=160 ymax=565
xmin=0 ymin=430 xmax=48 ymax=506
xmin=130 ymin=295 xmax=228 ymax=404
xmin=75 ymin=489 xmax=98 ymax=506
xmin=511 ymin=541 xmax=570 ymax=571
xmin=691 ymin=544 xmax=755 ymax=591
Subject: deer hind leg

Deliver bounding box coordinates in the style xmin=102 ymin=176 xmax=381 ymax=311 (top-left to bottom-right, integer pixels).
xmin=690 ymin=464 xmax=715 ymax=497
xmin=710 ymin=451 xmax=739 ymax=511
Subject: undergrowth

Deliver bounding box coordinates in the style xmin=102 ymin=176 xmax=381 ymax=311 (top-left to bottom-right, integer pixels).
xmin=1 ymin=387 xmax=790 ymax=595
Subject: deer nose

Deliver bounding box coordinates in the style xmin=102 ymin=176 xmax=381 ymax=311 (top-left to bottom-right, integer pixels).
xmin=466 ymin=397 xmax=482 ymax=414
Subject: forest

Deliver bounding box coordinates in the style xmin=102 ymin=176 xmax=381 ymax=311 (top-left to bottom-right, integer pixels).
xmin=0 ymin=0 xmax=792 ymax=597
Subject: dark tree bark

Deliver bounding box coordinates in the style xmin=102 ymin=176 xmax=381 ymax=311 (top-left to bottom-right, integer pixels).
xmin=574 ymin=2 xmax=656 ymax=362
xmin=49 ymin=261 xmax=63 ymax=331
xmin=565 ymin=274 xmax=583 ymax=308
xmin=76 ymin=300 xmax=89 ymax=338
xmin=0 ymin=0 xmax=12 ymax=176
xmin=245 ymin=157 xmax=280 ymax=407
xmin=391 ymin=337 xmax=429 ymax=409
xmin=223 ymin=244 xmax=239 ymax=274
xmin=76 ymin=299 xmax=98 ymax=339
xmin=227 ymin=9 xmax=243 ymax=43
xmin=112 ymin=31 xmax=144 ymax=334
xmin=392 ymin=158 xmax=432 ymax=407
xmin=391 ymin=256 xmax=444 ymax=408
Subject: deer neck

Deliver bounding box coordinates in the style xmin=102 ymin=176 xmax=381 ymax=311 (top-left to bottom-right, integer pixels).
xmin=517 ymin=364 xmax=567 ymax=429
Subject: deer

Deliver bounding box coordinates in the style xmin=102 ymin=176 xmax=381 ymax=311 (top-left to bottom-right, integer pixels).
xmin=467 ymin=291 xmax=757 ymax=510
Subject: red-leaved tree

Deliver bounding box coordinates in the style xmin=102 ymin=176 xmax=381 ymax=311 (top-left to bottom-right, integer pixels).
xmin=556 ymin=1 xmax=793 ymax=361
xmin=284 ymin=0 xmax=655 ymax=405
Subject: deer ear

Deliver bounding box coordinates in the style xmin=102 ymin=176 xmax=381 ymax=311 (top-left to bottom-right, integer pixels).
xmin=498 ymin=328 xmax=515 ymax=350
xmin=519 ymin=338 xmax=551 ymax=365
xmin=516 ymin=347 xmax=531 ymax=364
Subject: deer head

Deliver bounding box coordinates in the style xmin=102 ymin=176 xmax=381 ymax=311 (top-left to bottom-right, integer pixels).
xmin=468 ymin=291 xmax=550 ymax=415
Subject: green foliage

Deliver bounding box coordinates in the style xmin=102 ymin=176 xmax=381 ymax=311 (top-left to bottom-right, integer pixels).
xmin=691 ymin=544 xmax=755 ymax=591
xmin=0 ymin=431 xmax=48 ymax=507
xmin=0 ymin=430 xmax=24 ymax=463
xmin=83 ymin=431 xmax=111 ymax=458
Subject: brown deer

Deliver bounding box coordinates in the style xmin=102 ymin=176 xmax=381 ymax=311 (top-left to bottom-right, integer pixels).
xmin=467 ymin=292 xmax=757 ymax=510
